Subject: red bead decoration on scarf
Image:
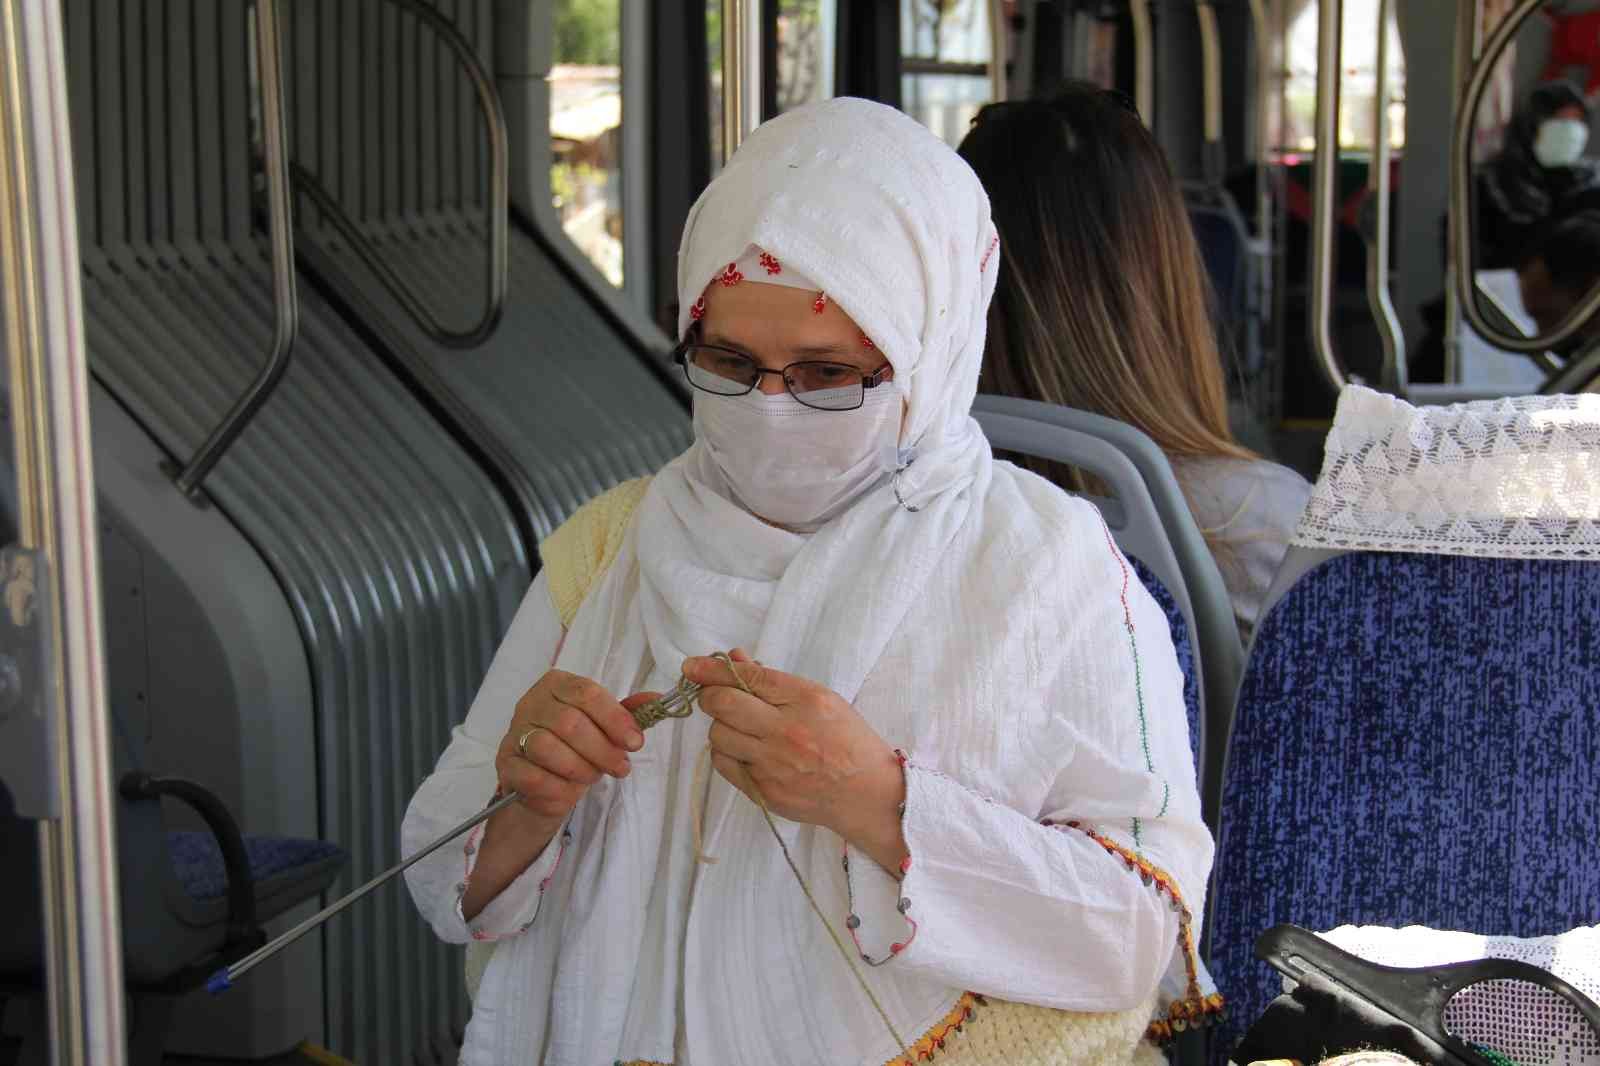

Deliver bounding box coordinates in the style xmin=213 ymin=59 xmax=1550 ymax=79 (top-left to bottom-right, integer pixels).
xmin=689 ymin=295 xmax=707 ymax=321
xmin=979 ymin=234 xmax=999 ymax=273
xmin=813 ymin=292 xmax=828 ymax=314
xmin=717 ymin=262 xmax=744 ymax=287
xmin=758 ymin=251 xmax=782 ymax=275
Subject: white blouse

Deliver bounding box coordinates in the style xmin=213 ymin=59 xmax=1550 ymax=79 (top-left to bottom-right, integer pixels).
xmin=404 ymin=504 xmax=1211 ymax=1065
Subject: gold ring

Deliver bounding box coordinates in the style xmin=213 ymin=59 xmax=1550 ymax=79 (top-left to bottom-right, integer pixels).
xmin=516 ymin=725 xmax=547 ymax=757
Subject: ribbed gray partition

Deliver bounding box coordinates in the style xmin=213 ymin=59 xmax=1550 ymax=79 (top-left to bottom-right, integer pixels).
xmin=63 ymin=2 xmax=526 ymax=1062
xmin=282 ymin=0 xmax=692 ymax=542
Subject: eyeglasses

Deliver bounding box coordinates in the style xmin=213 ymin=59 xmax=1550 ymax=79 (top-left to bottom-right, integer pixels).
xmin=674 ymin=342 xmax=893 ymax=412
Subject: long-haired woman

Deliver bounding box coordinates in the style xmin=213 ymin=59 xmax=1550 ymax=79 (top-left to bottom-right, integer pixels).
xmin=957 ymin=83 xmax=1311 ymax=640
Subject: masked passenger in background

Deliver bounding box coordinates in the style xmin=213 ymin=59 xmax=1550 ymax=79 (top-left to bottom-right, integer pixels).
xmin=1478 ymin=79 xmax=1600 ymax=271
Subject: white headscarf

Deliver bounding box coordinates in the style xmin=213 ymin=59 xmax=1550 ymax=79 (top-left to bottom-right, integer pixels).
xmin=460 ymin=98 xmax=1202 ymax=1065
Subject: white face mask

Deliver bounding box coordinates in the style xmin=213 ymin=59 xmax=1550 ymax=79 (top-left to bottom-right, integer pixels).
xmin=1534 ymin=118 xmax=1589 ymax=169
xmin=693 ymin=385 xmax=904 ymax=531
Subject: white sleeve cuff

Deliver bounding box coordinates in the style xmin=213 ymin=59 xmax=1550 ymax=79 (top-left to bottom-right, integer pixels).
xmin=841 ymin=751 xmax=916 ymax=966
xmin=453 ymin=817 xmax=569 ymax=942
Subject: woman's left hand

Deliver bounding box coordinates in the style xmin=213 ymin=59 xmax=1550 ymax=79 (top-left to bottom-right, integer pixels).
xmin=682 ymin=651 xmax=909 ymax=875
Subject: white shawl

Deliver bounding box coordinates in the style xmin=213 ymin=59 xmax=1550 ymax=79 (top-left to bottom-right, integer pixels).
xmin=455 ymin=98 xmax=1209 ymax=1065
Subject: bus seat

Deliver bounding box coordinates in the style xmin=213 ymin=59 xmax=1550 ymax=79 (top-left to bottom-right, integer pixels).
xmin=0 ymin=412 xmax=346 ymax=1064
xmin=1182 ymin=183 xmax=1265 ymax=381
xmin=972 ymin=405 xmax=1206 ymax=778
xmin=1205 ymin=551 xmax=1600 ymax=1064
xmin=972 ymin=395 xmax=1245 ymax=827
xmin=1205 ymin=386 xmax=1600 ymax=1064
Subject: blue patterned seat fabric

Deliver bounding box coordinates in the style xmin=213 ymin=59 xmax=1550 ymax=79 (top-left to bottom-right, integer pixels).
xmin=1207 ymin=552 xmax=1600 ymax=1064
xmin=168 ymin=831 xmax=346 ymax=903
xmin=1129 ymin=555 xmax=1202 ymax=771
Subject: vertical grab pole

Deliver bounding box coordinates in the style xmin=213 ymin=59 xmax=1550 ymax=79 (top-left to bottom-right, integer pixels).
xmin=1308 ymin=0 xmax=1348 ymax=391
xmin=722 ymin=0 xmax=762 ymax=161
xmin=988 ymin=0 xmax=1009 ymax=103
xmin=0 ymin=0 xmax=126 ymax=1063
xmin=1196 ymin=0 xmax=1224 ymax=186
xmin=1247 ymin=0 xmax=1273 ymax=239
xmin=1367 ymin=0 xmax=1406 ymax=392
xmin=1442 ymin=0 xmax=1482 ymax=386
xmin=1129 ymin=0 xmax=1154 ymax=128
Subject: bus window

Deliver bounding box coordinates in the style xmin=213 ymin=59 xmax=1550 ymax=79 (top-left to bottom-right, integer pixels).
xmin=775 ymin=1 xmax=836 ymax=114
xmin=902 ymin=0 xmax=998 ymax=147
xmin=1281 ymin=0 xmax=1405 ymax=154
xmin=708 ymin=1 xmax=838 ymax=173
xmin=551 ymin=0 xmax=624 ymax=287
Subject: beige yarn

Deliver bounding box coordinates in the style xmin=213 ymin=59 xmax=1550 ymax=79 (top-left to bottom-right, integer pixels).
xmin=904 ymin=995 xmax=1166 ymax=1066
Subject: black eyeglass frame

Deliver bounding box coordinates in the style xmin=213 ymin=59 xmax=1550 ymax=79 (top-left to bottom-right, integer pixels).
xmin=672 ymin=340 xmax=894 ymax=412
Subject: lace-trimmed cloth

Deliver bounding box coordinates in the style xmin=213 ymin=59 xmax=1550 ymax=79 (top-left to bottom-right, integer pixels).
xmin=1291 ymin=386 xmax=1600 ymax=560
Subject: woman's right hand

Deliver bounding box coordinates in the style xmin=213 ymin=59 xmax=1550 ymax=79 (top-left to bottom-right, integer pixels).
xmin=495 ymin=670 xmax=652 ymax=820
xmin=463 ymin=671 xmax=654 ymax=922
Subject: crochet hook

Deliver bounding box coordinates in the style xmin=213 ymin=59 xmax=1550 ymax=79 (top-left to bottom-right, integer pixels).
xmin=207 ymin=682 xmax=704 ymax=993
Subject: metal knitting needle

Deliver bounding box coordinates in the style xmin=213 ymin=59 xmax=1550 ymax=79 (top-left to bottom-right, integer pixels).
xmin=207 ymin=681 xmax=705 ymax=993
xmin=206 ymin=790 xmax=521 ymax=993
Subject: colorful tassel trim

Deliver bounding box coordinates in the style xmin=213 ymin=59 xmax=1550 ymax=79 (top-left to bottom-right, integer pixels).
xmin=1043 ymin=819 xmax=1225 ymax=1045
xmin=884 ymin=992 xmax=984 ymax=1065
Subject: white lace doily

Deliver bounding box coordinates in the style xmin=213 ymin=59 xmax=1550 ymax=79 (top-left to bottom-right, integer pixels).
xmin=1291 ymin=386 xmax=1600 ymax=559
xmin=1309 ymin=924 xmax=1600 ymax=1066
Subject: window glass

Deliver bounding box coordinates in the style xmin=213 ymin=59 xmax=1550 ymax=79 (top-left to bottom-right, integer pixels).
xmin=1281 ymin=0 xmax=1405 ymax=155
xmin=551 ymin=0 xmax=624 ymax=286
xmin=901 ymin=0 xmax=997 ymax=147
xmin=709 ymin=1 xmax=836 ymax=173
xmin=777 ymin=1 xmax=835 ymax=112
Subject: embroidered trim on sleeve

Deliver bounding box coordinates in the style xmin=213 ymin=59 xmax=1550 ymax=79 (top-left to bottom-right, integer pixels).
xmin=456 ymin=808 xmax=572 ymax=942
xmin=1042 ymin=819 xmax=1224 ymax=1044
xmin=1092 ymin=510 xmax=1171 ymax=845
xmin=844 ymin=748 xmax=918 ymax=966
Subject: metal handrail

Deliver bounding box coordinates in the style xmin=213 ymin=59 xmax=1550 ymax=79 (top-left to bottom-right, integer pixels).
xmin=290 ymin=0 xmax=508 ymax=351
xmin=1442 ymin=0 xmax=1483 ymax=384
xmin=1538 ymin=336 xmax=1600 ymax=395
xmin=1366 ymin=0 xmax=1406 ymax=392
xmin=722 ymin=0 xmax=762 ymax=161
xmin=988 ymin=0 xmax=1008 ymax=104
xmin=1308 ymin=0 xmax=1347 ymax=391
xmin=0 ymin=0 xmax=127 ymax=1059
xmin=1451 ymin=0 xmax=1600 ymax=358
xmin=172 ymin=0 xmax=298 ymax=499
xmin=1196 ymin=0 xmax=1224 ymax=186
xmin=1129 ymin=0 xmax=1154 ymax=129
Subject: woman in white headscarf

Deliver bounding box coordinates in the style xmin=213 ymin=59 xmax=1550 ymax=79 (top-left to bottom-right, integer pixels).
xmin=402 ymin=98 xmax=1214 ymax=1066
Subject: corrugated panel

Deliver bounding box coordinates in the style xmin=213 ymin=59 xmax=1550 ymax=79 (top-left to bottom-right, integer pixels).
xmin=65 ymin=1 xmax=530 ymax=1060
xmin=304 ymin=215 xmax=693 ymax=539
xmin=81 ymin=241 xmax=525 ymax=1065
xmin=281 ymin=0 xmax=692 ymax=541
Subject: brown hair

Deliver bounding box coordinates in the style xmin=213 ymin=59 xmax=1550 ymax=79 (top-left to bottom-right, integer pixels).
xmin=957 ymin=83 xmax=1255 ymax=499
